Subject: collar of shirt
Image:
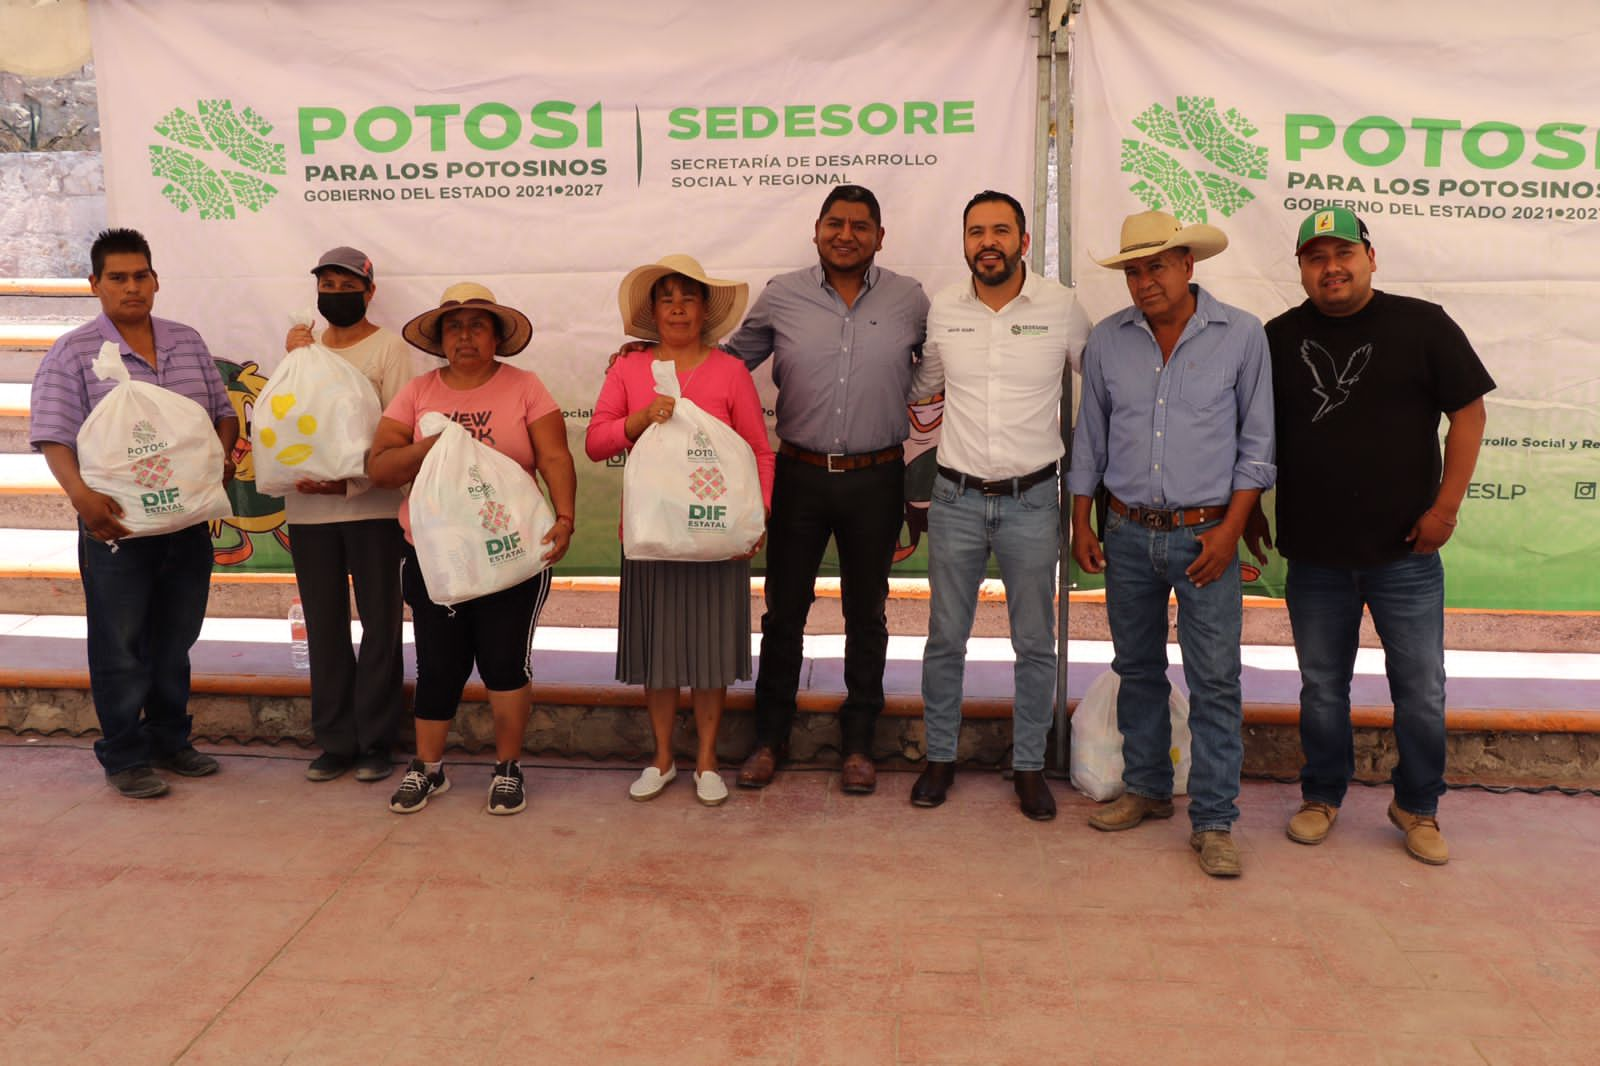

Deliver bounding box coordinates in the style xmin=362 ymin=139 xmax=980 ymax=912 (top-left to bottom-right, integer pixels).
xmin=1111 ymin=283 xmax=1226 ymax=346
xmin=809 ymin=262 xmax=880 ymax=302
xmin=94 ymin=312 xmax=177 ymax=359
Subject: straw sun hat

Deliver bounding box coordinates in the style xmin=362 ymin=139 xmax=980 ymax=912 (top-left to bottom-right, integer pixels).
xmin=1094 ymin=210 xmax=1228 ymax=269
xmin=403 ymin=281 xmax=533 ymax=357
xmin=617 ymin=254 xmax=749 ymax=343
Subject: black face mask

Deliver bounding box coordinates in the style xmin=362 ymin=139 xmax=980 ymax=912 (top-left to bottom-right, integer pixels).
xmin=317 ymin=289 xmax=367 ymax=328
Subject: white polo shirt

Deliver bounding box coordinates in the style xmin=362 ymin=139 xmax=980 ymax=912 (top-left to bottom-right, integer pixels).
xmin=912 ymin=269 xmax=1091 ymax=481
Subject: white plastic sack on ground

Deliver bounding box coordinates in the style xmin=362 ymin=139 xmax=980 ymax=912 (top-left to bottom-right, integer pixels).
xmin=75 ymin=341 xmax=232 ymax=538
xmin=1070 ymin=671 xmax=1193 ymax=801
xmin=622 ymin=360 xmax=764 ymax=561
xmin=250 ymin=314 xmax=382 ymax=496
xmin=409 ymin=411 xmax=553 ymax=606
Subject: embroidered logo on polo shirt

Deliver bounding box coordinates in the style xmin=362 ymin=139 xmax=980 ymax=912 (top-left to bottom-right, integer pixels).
xmin=1010 ymin=324 xmax=1049 ymax=336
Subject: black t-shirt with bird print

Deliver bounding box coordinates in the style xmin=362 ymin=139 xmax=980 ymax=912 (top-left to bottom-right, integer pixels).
xmin=1265 ymin=291 xmax=1495 ymax=567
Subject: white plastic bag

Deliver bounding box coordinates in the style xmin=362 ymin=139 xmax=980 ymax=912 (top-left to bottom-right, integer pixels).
xmin=75 ymin=341 xmax=232 ymax=538
xmin=250 ymin=312 xmax=382 ymax=496
xmin=622 ymin=361 xmax=764 ymax=561
xmin=1070 ymin=670 xmax=1192 ymax=801
xmin=409 ymin=411 xmax=554 ymax=606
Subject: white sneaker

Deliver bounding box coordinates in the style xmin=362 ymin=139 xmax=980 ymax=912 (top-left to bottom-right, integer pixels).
xmin=694 ymin=770 xmax=729 ymax=807
xmin=629 ymin=765 xmax=677 ymax=801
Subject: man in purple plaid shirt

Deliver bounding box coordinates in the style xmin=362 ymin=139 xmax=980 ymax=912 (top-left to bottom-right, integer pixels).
xmin=30 ymin=228 xmax=239 ymax=799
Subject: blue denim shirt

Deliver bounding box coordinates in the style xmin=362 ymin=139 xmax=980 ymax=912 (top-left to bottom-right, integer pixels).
xmin=722 ymin=263 xmax=928 ymax=454
xmin=1068 ymin=285 xmax=1275 ymax=508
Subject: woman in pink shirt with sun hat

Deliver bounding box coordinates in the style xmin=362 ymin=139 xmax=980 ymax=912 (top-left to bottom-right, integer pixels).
xmin=587 ymin=255 xmax=774 ymax=807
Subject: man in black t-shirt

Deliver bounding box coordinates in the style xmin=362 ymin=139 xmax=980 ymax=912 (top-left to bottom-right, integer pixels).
xmin=1249 ymin=208 xmax=1494 ymax=866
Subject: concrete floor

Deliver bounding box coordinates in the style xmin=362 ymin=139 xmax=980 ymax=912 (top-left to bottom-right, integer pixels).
xmin=2 ymin=739 xmax=1597 ymax=1065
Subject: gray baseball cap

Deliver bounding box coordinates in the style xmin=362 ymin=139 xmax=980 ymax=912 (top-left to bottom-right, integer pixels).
xmin=311 ymin=246 xmax=374 ymax=282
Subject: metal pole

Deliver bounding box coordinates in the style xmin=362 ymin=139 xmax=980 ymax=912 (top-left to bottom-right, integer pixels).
xmin=1049 ymin=1 xmax=1080 ymax=775
xmin=1030 ymin=1 xmax=1051 ymax=277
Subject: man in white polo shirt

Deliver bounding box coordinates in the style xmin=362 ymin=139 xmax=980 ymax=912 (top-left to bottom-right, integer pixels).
xmin=907 ymin=190 xmax=1090 ymax=820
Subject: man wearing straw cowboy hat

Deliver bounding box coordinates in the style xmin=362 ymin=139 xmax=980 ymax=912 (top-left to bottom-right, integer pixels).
xmin=1068 ymin=209 xmax=1275 ymax=877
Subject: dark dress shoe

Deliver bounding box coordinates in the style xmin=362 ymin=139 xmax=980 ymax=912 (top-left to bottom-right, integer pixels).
xmin=737 ymin=746 xmax=780 ymax=789
xmin=910 ymin=762 xmax=956 ymax=808
xmin=1013 ymin=770 xmax=1056 ymax=821
xmin=840 ymin=754 xmax=877 ymax=795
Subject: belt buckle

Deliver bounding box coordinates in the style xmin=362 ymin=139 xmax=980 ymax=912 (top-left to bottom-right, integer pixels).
xmin=1141 ymin=509 xmax=1174 ymax=532
xmin=826 ymin=452 xmax=846 ymax=473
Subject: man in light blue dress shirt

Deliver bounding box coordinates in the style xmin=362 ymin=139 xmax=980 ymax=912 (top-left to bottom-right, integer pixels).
xmin=1067 ymin=210 xmax=1274 ymax=877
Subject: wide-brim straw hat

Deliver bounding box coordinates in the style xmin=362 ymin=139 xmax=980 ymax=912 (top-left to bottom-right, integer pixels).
xmin=1094 ymin=210 xmax=1228 ymax=268
xmin=617 ymin=254 xmax=749 ymax=343
xmin=403 ymin=281 xmax=532 ymax=357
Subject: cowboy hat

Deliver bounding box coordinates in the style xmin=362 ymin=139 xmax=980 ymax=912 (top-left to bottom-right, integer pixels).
xmin=617 ymin=254 xmax=749 ymax=343
xmin=403 ymin=281 xmax=532 ymax=357
xmin=1094 ymin=210 xmax=1228 ymax=268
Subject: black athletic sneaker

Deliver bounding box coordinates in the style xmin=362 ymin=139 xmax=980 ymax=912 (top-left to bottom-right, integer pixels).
xmin=388 ymin=759 xmax=449 ymax=813
xmin=487 ymin=760 xmax=526 ymax=816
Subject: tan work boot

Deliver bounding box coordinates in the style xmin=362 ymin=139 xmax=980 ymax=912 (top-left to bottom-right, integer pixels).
xmin=1190 ymin=830 xmax=1242 ymax=877
xmin=1088 ymin=792 xmax=1175 ymax=832
xmin=1388 ymin=802 xmax=1449 ymax=865
xmin=1286 ymin=801 xmax=1340 ymax=845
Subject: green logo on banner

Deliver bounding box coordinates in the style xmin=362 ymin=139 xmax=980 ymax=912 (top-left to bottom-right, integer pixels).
xmin=1120 ymin=96 xmax=1266 ymax=223
xmin=148 ymin=99 xmax=287 ymax=220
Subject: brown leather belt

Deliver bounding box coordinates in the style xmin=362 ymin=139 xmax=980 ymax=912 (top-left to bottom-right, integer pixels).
xmin=779 ymin=441 xmax=903 ymax=473
xmin=936 ymin=462 xmax=1057 ymax=497
xmin=1109 ymin=494 xmax=1226 ymax=531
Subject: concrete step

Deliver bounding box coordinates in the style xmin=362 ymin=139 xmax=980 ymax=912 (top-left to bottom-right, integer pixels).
xmin=0 ymin=453 xmax=75 ymax=528
xmin=0 ymin=382 xmax=28 ymax=452
xmin=3 ymin=612 xmax=1596 ymax=785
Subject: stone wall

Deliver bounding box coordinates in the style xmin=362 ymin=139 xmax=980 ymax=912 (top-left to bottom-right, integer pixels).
xmin=1 ymin=62 xmax=105 ymax=277
xmin=7 ymin=687 xmax=1600 ymax=787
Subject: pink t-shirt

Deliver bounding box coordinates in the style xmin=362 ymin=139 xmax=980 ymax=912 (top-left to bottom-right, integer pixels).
xmin=586 ymin=348 xmax=776 ymax=538
xmin=384 ymin=363 xmax=560 ymax=540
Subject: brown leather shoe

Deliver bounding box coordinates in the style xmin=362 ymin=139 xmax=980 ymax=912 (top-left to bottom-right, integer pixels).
xmin=839 ymin=754 xmax=877 ymax=795
xmin=1087 ymin=791 xmax=1175 ymax=832
xmin=1388 ymin=802 xmax=1449 ymax=865
xmin=737 ymin=746 xmax=780 ymax=790
xmin=1012 ymin=770 xmax=1056 ymax=821
xmin=1286 ymin=801 xmax=1339 ymax=845
xmin=910 ymin=762 xmax=955 ymax=808
xmin=1190 ymin=830 xmax=1242 ymax=877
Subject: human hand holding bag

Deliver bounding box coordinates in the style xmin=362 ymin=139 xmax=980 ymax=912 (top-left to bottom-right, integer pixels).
xmin=408 ymin=411 xmax=554 ymax=606
xmin=250 ymin=310 xmax=383 ymax=496
xmin=75 ymin=341 xmax=233 ymax=538
xmin=622 ymin=360 xmax=764 ymax=561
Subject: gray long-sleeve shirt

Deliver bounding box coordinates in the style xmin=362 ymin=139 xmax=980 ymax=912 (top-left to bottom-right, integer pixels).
xmin=722 ymin=263 xmax=929 ymax=455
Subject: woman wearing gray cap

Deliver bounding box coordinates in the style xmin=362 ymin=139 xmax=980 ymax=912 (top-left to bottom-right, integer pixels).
xmin=281 ymin=247 xmax=415 ymax=784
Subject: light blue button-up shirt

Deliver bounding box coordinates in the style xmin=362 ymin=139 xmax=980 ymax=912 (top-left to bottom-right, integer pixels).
xmin=1067 ymin=285 xmax=1275 ymax=508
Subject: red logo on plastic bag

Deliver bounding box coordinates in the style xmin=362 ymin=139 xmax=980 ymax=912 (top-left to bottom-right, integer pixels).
xmin=690 ymin=466 xmax=726 ymax=501
xmin=132 ymin=454 xmax=173 ymax=488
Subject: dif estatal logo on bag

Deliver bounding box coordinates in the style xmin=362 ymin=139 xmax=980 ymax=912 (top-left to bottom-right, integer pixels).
xmin=687 ymin=437 xmax=729 ymax=531
xmin=128 ymin=419 xmax=184 ymax=516
xmin=470 ymin=465 xmax=527 ymax=566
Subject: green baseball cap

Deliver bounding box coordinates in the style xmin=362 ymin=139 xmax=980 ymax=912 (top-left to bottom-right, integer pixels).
xmin=1295 ymin=207 xmax=1371 ymax=253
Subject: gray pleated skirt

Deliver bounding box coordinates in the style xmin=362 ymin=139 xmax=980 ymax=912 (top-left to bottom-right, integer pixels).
xmin=617 ymin=555 xmax=752 ymax=689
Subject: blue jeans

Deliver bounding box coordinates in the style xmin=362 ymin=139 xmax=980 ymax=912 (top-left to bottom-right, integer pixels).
xmin=78 ymin=522 xmax=214 ymax=774
xmin=1102 ymin=510 xmax=1243 ymax=832
xmin=921 ymin=472 xmax=1059 ymax=772
xmin=1285 ymin=553 xmax=1447 ymax=816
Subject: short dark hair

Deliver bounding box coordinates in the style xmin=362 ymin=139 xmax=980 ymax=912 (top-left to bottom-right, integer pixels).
xmin=90 ymin=228 xmax=153 ymax=277
xmin=651 ymin=273 xmax=710 ymax=303
xmin=817 ymin=184 xmax=881 ymax=226
xmin=962 ymin=190 xmax=1026 ymax=235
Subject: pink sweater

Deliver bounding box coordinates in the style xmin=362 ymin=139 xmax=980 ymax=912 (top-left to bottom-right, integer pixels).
xmin=586 ymin=349 xmax=776 ymax=536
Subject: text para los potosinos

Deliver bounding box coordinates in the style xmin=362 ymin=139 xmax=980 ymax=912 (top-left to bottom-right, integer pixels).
xmin=669 ymin=152 xmax=938 ymax=189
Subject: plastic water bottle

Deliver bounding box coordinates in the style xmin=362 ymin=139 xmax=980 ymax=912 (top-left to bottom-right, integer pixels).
xmin=288 ymin=599 xmax=310 ymax=670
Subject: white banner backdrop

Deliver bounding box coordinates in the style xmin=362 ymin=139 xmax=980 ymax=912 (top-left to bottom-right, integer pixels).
xmin=1070 ymin=0 xmax=1600 ymax=609
xmin=89 ymin=0 xmax=1037 ymax=572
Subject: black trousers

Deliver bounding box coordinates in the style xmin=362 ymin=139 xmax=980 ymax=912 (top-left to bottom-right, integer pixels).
xmin=754 ymin=453 xmax=904 ymax=755
xmin=288 ymin=519 xmax=406 ymax=757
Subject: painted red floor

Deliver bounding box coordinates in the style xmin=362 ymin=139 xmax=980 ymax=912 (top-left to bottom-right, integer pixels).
xmin=1 ymin=738 xmax=1596 ymax=1065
